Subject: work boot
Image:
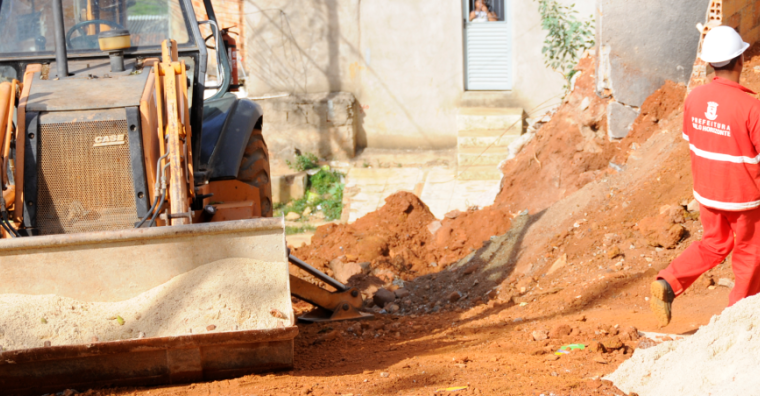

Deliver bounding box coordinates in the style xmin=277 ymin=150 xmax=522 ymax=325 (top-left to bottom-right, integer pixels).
xmin=650 ymin=279 xmax=675 ymax=327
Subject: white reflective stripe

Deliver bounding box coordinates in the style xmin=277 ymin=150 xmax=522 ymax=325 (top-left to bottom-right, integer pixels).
xmin=689 ymin=144 xmax=760 ymax=164
xmin=694 ymin=190 xmax=760 ymax=211
xmin=682 ymin=133 xmax=689 ymax=141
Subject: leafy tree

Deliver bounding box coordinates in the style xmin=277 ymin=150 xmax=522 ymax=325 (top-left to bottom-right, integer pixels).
xmin=535 ymin=0 xmax=595 ymax=90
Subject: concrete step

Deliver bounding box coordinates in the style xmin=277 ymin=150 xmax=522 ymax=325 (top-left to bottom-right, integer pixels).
xmin=457 ymin=147 xmax=510 ymax=167
xmin=457 ymin=132 xmax=521 ymax=149
xmin=457 ymin=107 xmax=524 ymax=132
xmin=456 ymin=165 xmax=503 ymax=181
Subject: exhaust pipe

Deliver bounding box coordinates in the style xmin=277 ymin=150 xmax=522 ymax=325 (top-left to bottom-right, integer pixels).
xmin=51 ymin=0 xmax=69 ymax=78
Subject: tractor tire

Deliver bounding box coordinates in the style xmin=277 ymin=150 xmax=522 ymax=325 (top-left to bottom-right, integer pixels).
xmin=237 ymin=124 xmax=273 ymax=217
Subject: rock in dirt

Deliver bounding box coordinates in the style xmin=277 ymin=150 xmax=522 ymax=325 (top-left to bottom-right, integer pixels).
xmin=386 ymin=303 xmax=400 ymax=314
xmin=717 ymin=278 xmax=735 ymax=289
xmin=373 ymin=288 xmax=396 ymax=307
xmin=660 ymin=205 xmax=686 ymax=224
xmin=444 ymin=210 xmax=461 ymax=219
xmin=314 ymin=329 xmax=339 ymax=344
xmin=548 ymin=324 xmax=572 ymax=339
xmin=603 ymin=336 xmax=624 ymax=351
xmin=636 ymin=338 xmax=657 ymax=349
xmin=547 ymin=254 xmax=568 ymax=275
xmin=427 ymin=221 xmax=442 ymax=235
xmin=687 ymin=199 xmax=700 ymax=213
xmin=593 ymin=356 xmax=608 ymax=364
xmin=588 ymin=341 xmax=606 ymax=353
xmin=532 ymin=330 xmax=549 ymax=341
xmin=394 ymin=288 xmax=410 ymax=299
xmin=606 ymin=293 xmax=760 ymax=394
xmin=379 ymin=372 xmax=390 ymax=378
xmin=637 ymin=215 xmax=685 ymax=248
xmin=448 ymin=291 xmax=462 ymax=303
xmin=698 ymin=274 xmax=715 ymax=288
xmin=331 ymin=260 xmax=364 ymax=284
xmin=606 ymin=246 xmax=622 ymax=259
xmin=285 ymin=212 xmax=301 ymax=221
xmin=545 ymin=354 xmax=560 ymax=361
xmin=463 ymin=264 xmax=478 ymax=275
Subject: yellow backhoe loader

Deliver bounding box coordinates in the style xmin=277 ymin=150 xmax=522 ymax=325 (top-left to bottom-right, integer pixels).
xmin=0 ymin=0 xmax=367 ymax=394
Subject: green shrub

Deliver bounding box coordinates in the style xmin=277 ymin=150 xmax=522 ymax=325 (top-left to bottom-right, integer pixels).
xmin=535 ymin=0 xmax=595 ymax=89
xmin=286 ymin=152 xmax=320 ymax=172
xmin=276 ymin=162 xmax=345 ymax=222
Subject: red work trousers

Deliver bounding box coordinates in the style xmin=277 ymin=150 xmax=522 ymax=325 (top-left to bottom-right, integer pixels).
xmin=658 ymin=203 xmax=760 ymax=306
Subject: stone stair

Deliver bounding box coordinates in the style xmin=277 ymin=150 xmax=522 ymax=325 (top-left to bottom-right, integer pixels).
xmin=456 ymin=107 xmax=525 ymax=180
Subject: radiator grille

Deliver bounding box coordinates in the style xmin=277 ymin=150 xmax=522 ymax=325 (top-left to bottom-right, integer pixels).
xmin=37 ymin=118 xmax=139 ymax=235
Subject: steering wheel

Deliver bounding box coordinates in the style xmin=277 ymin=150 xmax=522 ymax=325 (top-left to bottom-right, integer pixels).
xmin=66 ymin=20 xmax=125 ymax=50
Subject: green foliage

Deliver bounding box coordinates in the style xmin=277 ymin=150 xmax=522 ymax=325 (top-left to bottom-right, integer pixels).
xmin=128 ymin=0 xmax=169 ymax=15
xmin=276 ymin=161 xmax=345 ymax=222
xmin=286 ymin=152 xmax=320 ymax=172
xmin=285 ymin=224 xmax=317 ymax=235
xmin=534 ymin=0 xmax=595 ymax=87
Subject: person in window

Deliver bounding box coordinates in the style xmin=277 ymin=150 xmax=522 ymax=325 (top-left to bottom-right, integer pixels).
xmin=469 ymin=0 xmax=497 ymax=22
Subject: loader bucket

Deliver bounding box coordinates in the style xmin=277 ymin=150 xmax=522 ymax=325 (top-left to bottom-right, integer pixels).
xmin=0 ymin=218 xmax=296 ymax=396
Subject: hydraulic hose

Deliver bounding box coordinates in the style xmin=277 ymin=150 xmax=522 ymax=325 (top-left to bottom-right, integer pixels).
xmin=135 ymin=150 xmax=170 ymax=228
xmin=134 ymin=194 xmax=159 ymax=228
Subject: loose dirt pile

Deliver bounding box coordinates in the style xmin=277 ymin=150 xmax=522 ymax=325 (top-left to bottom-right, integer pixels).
xmin=292 ymin=192 xmax=512 ymax=284
xmin=74 ymin=52 xmax=760 ymax=396
xmin=607 ymin=294 xmax=760 ymax=395
xmin=496 ymin=55 xmax=613 ymax=214
xmin=0 ymin=259 xmax=291 ymax=351
xmin=496 ymin=56 xmax=687 ymax=216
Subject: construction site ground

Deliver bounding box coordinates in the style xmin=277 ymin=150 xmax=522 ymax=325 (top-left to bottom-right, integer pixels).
xmin=76 ymin=52 xmax=760 ymax=396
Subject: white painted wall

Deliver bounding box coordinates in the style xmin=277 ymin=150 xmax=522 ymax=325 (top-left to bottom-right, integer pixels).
xmin=243 ymin=0 xmax=596 ymax=151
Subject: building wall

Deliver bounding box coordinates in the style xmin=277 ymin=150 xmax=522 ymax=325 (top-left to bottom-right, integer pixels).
xmin=723 ymin=0 xmax=760 ymax=44
xmin=191 ymin=0 xmax=246 ymax=62
xmin=242 ymin=0 xmax=596 ymax=151
xmin=595 ymin=0 xmax=710 ymax=109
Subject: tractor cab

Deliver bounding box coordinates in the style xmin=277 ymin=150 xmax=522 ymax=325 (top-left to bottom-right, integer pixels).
xmin=0 ymin=0 xmax=265 ymax=231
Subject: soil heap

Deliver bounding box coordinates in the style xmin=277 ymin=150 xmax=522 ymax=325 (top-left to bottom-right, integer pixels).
xmin=0 ymin=259 xmax=291 ymax=351
xmin=292 ymin=192 xmax=513 ymax=282
xmin=606 ymin=294 xmax=760 ymax=395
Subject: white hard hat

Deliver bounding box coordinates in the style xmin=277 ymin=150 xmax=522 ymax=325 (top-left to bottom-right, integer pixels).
xmin=700 ymin=26 xmax=749 ymax=67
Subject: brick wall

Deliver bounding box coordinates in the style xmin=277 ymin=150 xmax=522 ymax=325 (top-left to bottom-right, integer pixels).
xmin=191 ymin=0 xmax=245 ymax=67
xmin=723 ymin=0 xmax=760 ymax=45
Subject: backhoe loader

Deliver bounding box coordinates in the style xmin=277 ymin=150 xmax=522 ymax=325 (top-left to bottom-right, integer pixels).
xmin=0 ymin=0 xmax=367 ymax=393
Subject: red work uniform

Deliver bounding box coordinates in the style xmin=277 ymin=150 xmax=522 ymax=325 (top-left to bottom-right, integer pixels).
xmin=658 ymin=76 xmax=760 ymax=306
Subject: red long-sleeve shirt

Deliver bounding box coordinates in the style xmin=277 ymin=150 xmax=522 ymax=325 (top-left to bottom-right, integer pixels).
xmin=684 ymin=76 xmax=760 ymax=211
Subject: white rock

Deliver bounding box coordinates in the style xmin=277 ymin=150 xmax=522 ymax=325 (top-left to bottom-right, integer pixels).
xmin=285 ymin=212 xmax=301 ymax=221
xmin=717 ymin=278 xmax=735 ymax=289
xmin=427 ymin=221 xmax=442 ymax=235
xmin=687 ymin=199 xmax=700 ymax=213
xmin=580 ymin=97 xmax=591 ymax=111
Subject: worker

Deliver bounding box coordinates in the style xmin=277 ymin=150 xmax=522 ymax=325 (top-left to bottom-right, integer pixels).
xmin=651 ymin=26 xmax=760 ymax=326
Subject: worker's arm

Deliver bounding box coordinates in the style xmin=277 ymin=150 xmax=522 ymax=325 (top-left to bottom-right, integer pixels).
xmin=682 ymin=98 xmax=691 ymax=142
xmin=748 ymin=103 xmax=760 ymax=153
xmin=469 ymin=10 xmax=476 ymax=21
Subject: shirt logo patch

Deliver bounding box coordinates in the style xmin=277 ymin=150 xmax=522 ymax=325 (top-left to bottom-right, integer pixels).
xmin=705 ymin=101 xmax=719 ymax=121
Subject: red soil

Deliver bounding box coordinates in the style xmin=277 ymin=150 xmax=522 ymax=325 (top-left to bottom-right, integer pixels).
xmin=292 ymin=192 xmax=513 ymax=281
xmin=78 ymin=53 xmax=760 ymax=396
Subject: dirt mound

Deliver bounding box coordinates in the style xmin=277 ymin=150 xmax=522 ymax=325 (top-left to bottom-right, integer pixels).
xmin=607 ymin=294 xmax=760 ymax=395
xmin=612 ymin=81 xmax=687 ymax=164
xmin=495 ymin=57 xmax=687 ymax=216
xmin=291 ymin=192 xmax=512 ymax=287
xmin=495 ymin=55 xmax=613 ymax=213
